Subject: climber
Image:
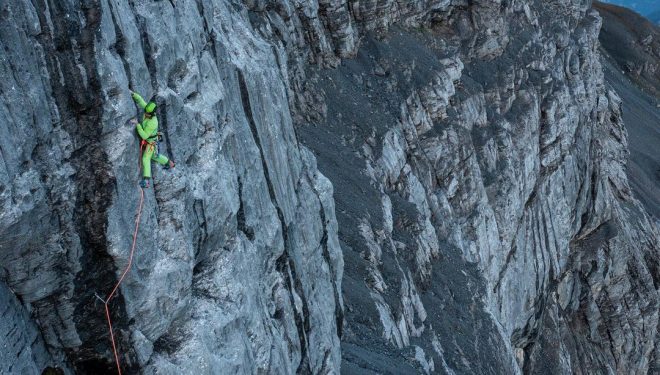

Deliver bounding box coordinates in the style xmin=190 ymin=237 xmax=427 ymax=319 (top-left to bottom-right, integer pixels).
xmin=130 ymin=90 xmax=175 ymax=188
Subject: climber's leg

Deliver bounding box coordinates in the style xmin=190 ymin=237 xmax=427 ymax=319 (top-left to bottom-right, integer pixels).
xmin=152 ymin=152 xmax=169 ymax=165
xmin=142 ymin=146 xmax=154 ymax=178
xmin=141 ymin=144 xmax=154 ymax=188
xmin=153 ymin=146 xmax=175 ymax=169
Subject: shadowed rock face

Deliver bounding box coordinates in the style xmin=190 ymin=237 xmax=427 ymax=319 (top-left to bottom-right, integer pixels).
xmin=294 ymin=1 xmax=660 ymax=374
xmin=595 ymin=2 xmax=660 ymax=97
xmin=596 ymin=1 xmax=660 ymax=222
xmin=0 ymin=1 xmax=658 ymax=375
xmin=0 ymin=282 xmax=53 ymax=374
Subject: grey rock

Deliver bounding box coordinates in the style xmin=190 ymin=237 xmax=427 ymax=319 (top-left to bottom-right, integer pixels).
xmin=0 ymin=283 xmax=66 ymax=374
xmin=293 ymin=1 xmax=659 ymax=374
xmin=595 ymin=2 xmax=660 ymax=97
xmin=0 ymin=0 xmax=658 ymax=374
xmin=1 ymin=0 xmax=342 ymax=373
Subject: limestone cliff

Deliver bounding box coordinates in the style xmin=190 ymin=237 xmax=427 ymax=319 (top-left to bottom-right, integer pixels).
xmin=1 ymin=1 xmax=342 ymax=373
xmin=0 ymin=0 xmax=658 ymax=374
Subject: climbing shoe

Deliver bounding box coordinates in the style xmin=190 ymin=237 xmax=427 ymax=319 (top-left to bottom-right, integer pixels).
xmin=163 ymin=160 xmax=175 ymax=170
xmin=140 ymin=179 xmax=150 ymax=189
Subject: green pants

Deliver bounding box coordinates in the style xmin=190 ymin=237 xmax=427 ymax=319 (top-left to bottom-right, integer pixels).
xmin=142 ymin=143 xmax=169 ymax=178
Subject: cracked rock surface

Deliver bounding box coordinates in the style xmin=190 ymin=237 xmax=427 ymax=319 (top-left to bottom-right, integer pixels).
xmin=1 ymin=0 xmax=342 ymax=373
xmin=292 ymin=0 xmax=660 ymax=374
xmin=0 ymin=0 xmax=659 ymax=374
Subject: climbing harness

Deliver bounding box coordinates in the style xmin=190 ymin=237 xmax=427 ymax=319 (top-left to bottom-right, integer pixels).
xmin=101 ymin=140 xmax=147 ymax=375
xmin=140 ymin=139 xmax=156 ymax=158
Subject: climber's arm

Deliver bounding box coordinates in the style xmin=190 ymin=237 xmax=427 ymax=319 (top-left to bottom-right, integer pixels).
xmin=131 ymin=91 xmax=148 ymax=109
xmin=135 ymin=122 xmax=151 ymax=140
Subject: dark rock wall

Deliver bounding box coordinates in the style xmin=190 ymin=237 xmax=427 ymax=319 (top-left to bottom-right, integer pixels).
xmin=287 ymin=0 xmax=659 ymax=374
xmin=595 ymin=1 xmax=660 ymax=98
xmin=0 ymin=282 xmax=55 ymax=374
xmin=0 ymin=0 xmax=658 ymax=374
xmin=595 ymin=1 xmax=660 ymax=223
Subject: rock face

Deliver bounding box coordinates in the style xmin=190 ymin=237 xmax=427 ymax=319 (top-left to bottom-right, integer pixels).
xmin=291 ymin=1 xmax=660 ymax=374
xmin=1 ymin=0 xmax=342 ymax=373
xmin=0 ymin=1 xmax=658 ymax=375
xmin=596 ymin=1 xmax=660 ymax=222
xmin=0 ymin=282 xmax=56 ymax=374
xmin=596 ymin=2 xmax=660 ymax=97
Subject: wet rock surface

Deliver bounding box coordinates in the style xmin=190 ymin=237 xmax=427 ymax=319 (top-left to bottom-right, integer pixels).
xmin=0 ymin=0 xmax=658 ymax=374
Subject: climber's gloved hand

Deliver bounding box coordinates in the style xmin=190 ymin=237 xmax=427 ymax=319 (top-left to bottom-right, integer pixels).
xmin=140 ymin=178 xmax=150 ymax=189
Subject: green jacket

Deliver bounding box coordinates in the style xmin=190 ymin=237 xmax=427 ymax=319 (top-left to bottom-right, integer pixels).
xmin=132 ymin=92 xmax=158 ymax=141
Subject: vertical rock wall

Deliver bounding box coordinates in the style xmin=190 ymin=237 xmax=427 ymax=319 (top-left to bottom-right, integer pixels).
xmin=1 ymin=0 xmax=658 ymax=374
xmin=0 ymin=283 xmax=55 ymax=374
xmin=285 ymin=0 xmax=659 ymax=373
xmin=1 ymin=0 xmax=342 ymax=373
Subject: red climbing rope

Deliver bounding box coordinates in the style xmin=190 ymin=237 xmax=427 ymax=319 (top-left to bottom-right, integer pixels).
xmin=102 ymin=139 xmax=148 ymax=374
xmin=139 ymin=139 xmax=147 ymax=172
xmin=103 ymin=187 xmax=144 ymax=375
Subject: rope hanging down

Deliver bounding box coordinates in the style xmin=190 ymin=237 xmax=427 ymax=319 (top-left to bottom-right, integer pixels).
xmin=102 ymin=140 xmax=148 ymax=374
xmin=103 ymin=188 xmax=144 ymax=375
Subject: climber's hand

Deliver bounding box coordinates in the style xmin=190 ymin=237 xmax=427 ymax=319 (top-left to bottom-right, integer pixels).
xmin=129 ymin=118 xmax=138 ymax=125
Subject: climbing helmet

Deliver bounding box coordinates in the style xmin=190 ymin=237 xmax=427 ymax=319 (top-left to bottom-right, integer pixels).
xmin=145 ymin=101 xmax=157 ymax=113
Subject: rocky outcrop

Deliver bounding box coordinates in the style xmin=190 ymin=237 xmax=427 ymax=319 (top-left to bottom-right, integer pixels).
xmin=0 ymin=282 xmax=60 ymax=374
xmin=1 ymin=0 xmax=342 ymax=373
xmin=290 ymin=1 xmax=660 ymax=374
xmin=1 ymin=0 xmax=658 ymax=374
